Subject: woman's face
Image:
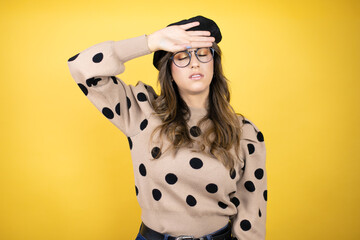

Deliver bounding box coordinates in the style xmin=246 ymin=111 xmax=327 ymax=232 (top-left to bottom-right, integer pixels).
xmin=170 ymin=48 xmax=214 ymax=99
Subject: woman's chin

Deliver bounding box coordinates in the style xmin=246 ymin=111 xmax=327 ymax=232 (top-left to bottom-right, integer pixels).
xmin=184 ymin=87 xmax=210 ymax=96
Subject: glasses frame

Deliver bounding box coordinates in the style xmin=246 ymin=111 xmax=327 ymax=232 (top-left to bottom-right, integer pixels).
xmin=170 ymin=47 xmax=215 ymax=68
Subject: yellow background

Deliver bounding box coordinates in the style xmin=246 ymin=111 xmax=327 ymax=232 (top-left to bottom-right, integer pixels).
xmin=1 ymin=0 xmax=359 ymax=239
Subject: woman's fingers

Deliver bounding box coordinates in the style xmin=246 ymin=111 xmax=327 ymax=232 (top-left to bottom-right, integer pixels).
xmin=179 ymin=21 xmax=200 ymax=30
xmin=169 ymin=39 xmax=214 ymax=52
xmin=172 ymin=44 xmax=191 ymax=52
xmin=185 ymin=41 xmax=214 ymax=49
xmin=150 ymin=22 xmax=215 ymax=52
xmin=189 ymin=36 xmax=215 ymax=42
xmin=187 ymin=30 xmax=211 ymax=36
xmin=170 ymin=34 xmax=215 ymax=52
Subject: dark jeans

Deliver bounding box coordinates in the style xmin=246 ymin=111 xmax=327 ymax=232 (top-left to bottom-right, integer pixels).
xmin=135 ymin=222 xmax=230 ymax=240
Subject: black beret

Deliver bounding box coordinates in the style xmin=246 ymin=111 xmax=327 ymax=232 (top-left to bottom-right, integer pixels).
xmin=153 ymin=15 xmax=222 ymax=70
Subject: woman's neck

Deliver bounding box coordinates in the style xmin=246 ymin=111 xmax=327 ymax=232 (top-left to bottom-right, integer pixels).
xmin=179 ymin=89 xmax=210 ymax=109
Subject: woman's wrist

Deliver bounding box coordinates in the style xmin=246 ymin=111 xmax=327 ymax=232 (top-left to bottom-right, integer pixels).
xmin=146 ymin=33 xmax=158 ymax=53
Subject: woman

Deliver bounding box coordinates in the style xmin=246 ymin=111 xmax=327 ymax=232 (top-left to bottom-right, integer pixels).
xmin=67 ymin=16 xmax=267 ymax=240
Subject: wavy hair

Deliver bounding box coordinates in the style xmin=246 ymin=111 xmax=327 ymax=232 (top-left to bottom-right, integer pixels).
xmin=149 ymin=43 xmax=243 ymax=171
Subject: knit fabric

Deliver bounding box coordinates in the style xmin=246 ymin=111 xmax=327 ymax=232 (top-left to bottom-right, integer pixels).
xmin=67 ymin=34 xmax=267 ymax=239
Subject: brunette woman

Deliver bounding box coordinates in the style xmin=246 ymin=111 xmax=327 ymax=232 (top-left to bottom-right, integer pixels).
xmin=67 ymin=16 xmax=267 ymax=240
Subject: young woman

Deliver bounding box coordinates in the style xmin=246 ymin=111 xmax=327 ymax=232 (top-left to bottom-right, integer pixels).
xmin=67 ymin=16 xmax=267 ymax=240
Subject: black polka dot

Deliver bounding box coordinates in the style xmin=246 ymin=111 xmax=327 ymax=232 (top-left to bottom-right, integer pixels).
xmin=244 ymin=181 xmax=255 ymax=192
xmin=240 ymin=220 xmax=251 ymax=231
xmin=128 ymin=137 xmax=132 ymax=150
xmin=115 ymin=103 xmax=120 ymax=115
xmin=206 ymin=183 xmax=218 ymax=193
xmin=68 ymin=53 xmax=79 ymax=62
xmin=254 ymin=168 xmax=264 ymax=180
xmin=263 ymin=190 xmax=267 ymax=201
xmin=92 ymin=52 xmax=103 ymax=63
xmin=140 ymin=119 xmax=148 ymax=130
xmin=190 ymin=126 xmax=201 ymax=137
xmin=230 ymin=169 xmax=236 ymax=179
xmin=242 ymin=119 xmax=251 ymax=125
xmin=102 ymin=107 xmax=114 ymax=119
xmin=137 ymin=92 xmax=147 ymax=102
xmin=144 ymin=85 xmax=148 ymax=89
xmin=139 ymin=164 xmax=146 ymax=176
xmin=218 ymin=201 xmax=228 ymax=209
xmin=189 ymin=158 xmax=203 ymax=169
xmin=165 ymin=173 xmax=178 ymax=185
xmin=135 ymin=185 xmax=138 ymax=196
xmin=151 ymin=147 xmax=161 ymax=159
xmin=247 ymin=143 xmax=255 ymax=155
xmin=259 ymin=209 xmax=262 ymax=217
xmin=186 ymin=195 xmax=197 ymax=207
xmin=230 ymin=191 xmax=236 ymax=195
xmin=86 ymin=77 xmax=102 ymax=87
xmin=152 ymin=189 xmax=162 ymax=201
xmin=111 ymin=76 xmax=118 ymax=84
xmin=242 ymin=159 xmax=246 ymax=171
xmin=127 ymin=97 xmax=131 ymax=109
xmin=78 ymin=83 xmax=88 ymax=96
xmin=257 ymin=131 xmax=264 ymax=142
xmin=230 ymin=197 xmax=240 ymax=207
xmin=85 ymin=78 xmax=92 ymax=87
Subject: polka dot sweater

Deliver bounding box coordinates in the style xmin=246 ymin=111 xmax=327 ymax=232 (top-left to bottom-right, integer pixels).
xmin=67 ymin=35 xmax=267 ymax=239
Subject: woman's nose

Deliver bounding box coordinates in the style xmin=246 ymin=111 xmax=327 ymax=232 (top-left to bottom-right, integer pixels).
xmin=189 ymin=52 xmax=200 ymax=68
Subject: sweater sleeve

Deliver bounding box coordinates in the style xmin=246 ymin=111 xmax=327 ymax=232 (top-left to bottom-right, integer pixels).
xmin=67 ymin=35 xmax=157 ymax=137
xmin=230 ymin=117 xmax=267 ymax=239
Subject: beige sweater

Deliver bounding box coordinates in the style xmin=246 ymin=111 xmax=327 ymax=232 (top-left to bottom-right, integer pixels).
xmin=67 ymin=35 xmax=267 ymax=239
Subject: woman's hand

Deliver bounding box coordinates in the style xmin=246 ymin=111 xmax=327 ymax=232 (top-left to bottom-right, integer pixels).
xmin=147 ymin=21 xmax=215 ymax=52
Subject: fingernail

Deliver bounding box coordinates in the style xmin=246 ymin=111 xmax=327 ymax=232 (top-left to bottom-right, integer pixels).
xmin=186 ymin=46 xmax=191 ymax=49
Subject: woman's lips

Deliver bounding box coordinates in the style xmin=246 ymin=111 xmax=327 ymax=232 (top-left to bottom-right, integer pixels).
xmin=189 ymin=73 xmax=204 ymax=80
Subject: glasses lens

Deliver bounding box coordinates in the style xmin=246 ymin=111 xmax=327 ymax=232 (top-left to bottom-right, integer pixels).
xmin=173 ymin=51 xmax=190 ymax=67
xmin=172 ymin=48 xmax=214 ymax=67
xmin=196 ymin=48 xmax=213 ymax=63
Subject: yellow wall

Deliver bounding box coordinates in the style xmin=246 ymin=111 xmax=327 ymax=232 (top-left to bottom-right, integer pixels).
xmin=1 ymin=0 xmax=359 ymax=239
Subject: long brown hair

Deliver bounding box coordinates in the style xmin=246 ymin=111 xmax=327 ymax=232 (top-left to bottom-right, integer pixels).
xmin=149 ymin=43 xmax=243 ymax=171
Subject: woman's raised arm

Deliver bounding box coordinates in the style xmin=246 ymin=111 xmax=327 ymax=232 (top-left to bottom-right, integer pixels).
xmin=67 ymin=34 xmax=155 ymax=137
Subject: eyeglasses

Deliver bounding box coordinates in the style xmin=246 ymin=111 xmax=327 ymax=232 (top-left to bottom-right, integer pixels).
xmin=170 ymin=47 xmax=215 ymax=68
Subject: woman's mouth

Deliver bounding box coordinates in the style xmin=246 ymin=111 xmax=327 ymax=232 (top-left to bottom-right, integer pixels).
xmin=189 ymin=73 xmax=204 ymax=80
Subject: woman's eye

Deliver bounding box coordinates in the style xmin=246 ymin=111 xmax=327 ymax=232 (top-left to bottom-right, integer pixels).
xmin=197 ymin=50 xmax=209 ymax=56
xmin=176 ymin=54 xmax=189 ymax=60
